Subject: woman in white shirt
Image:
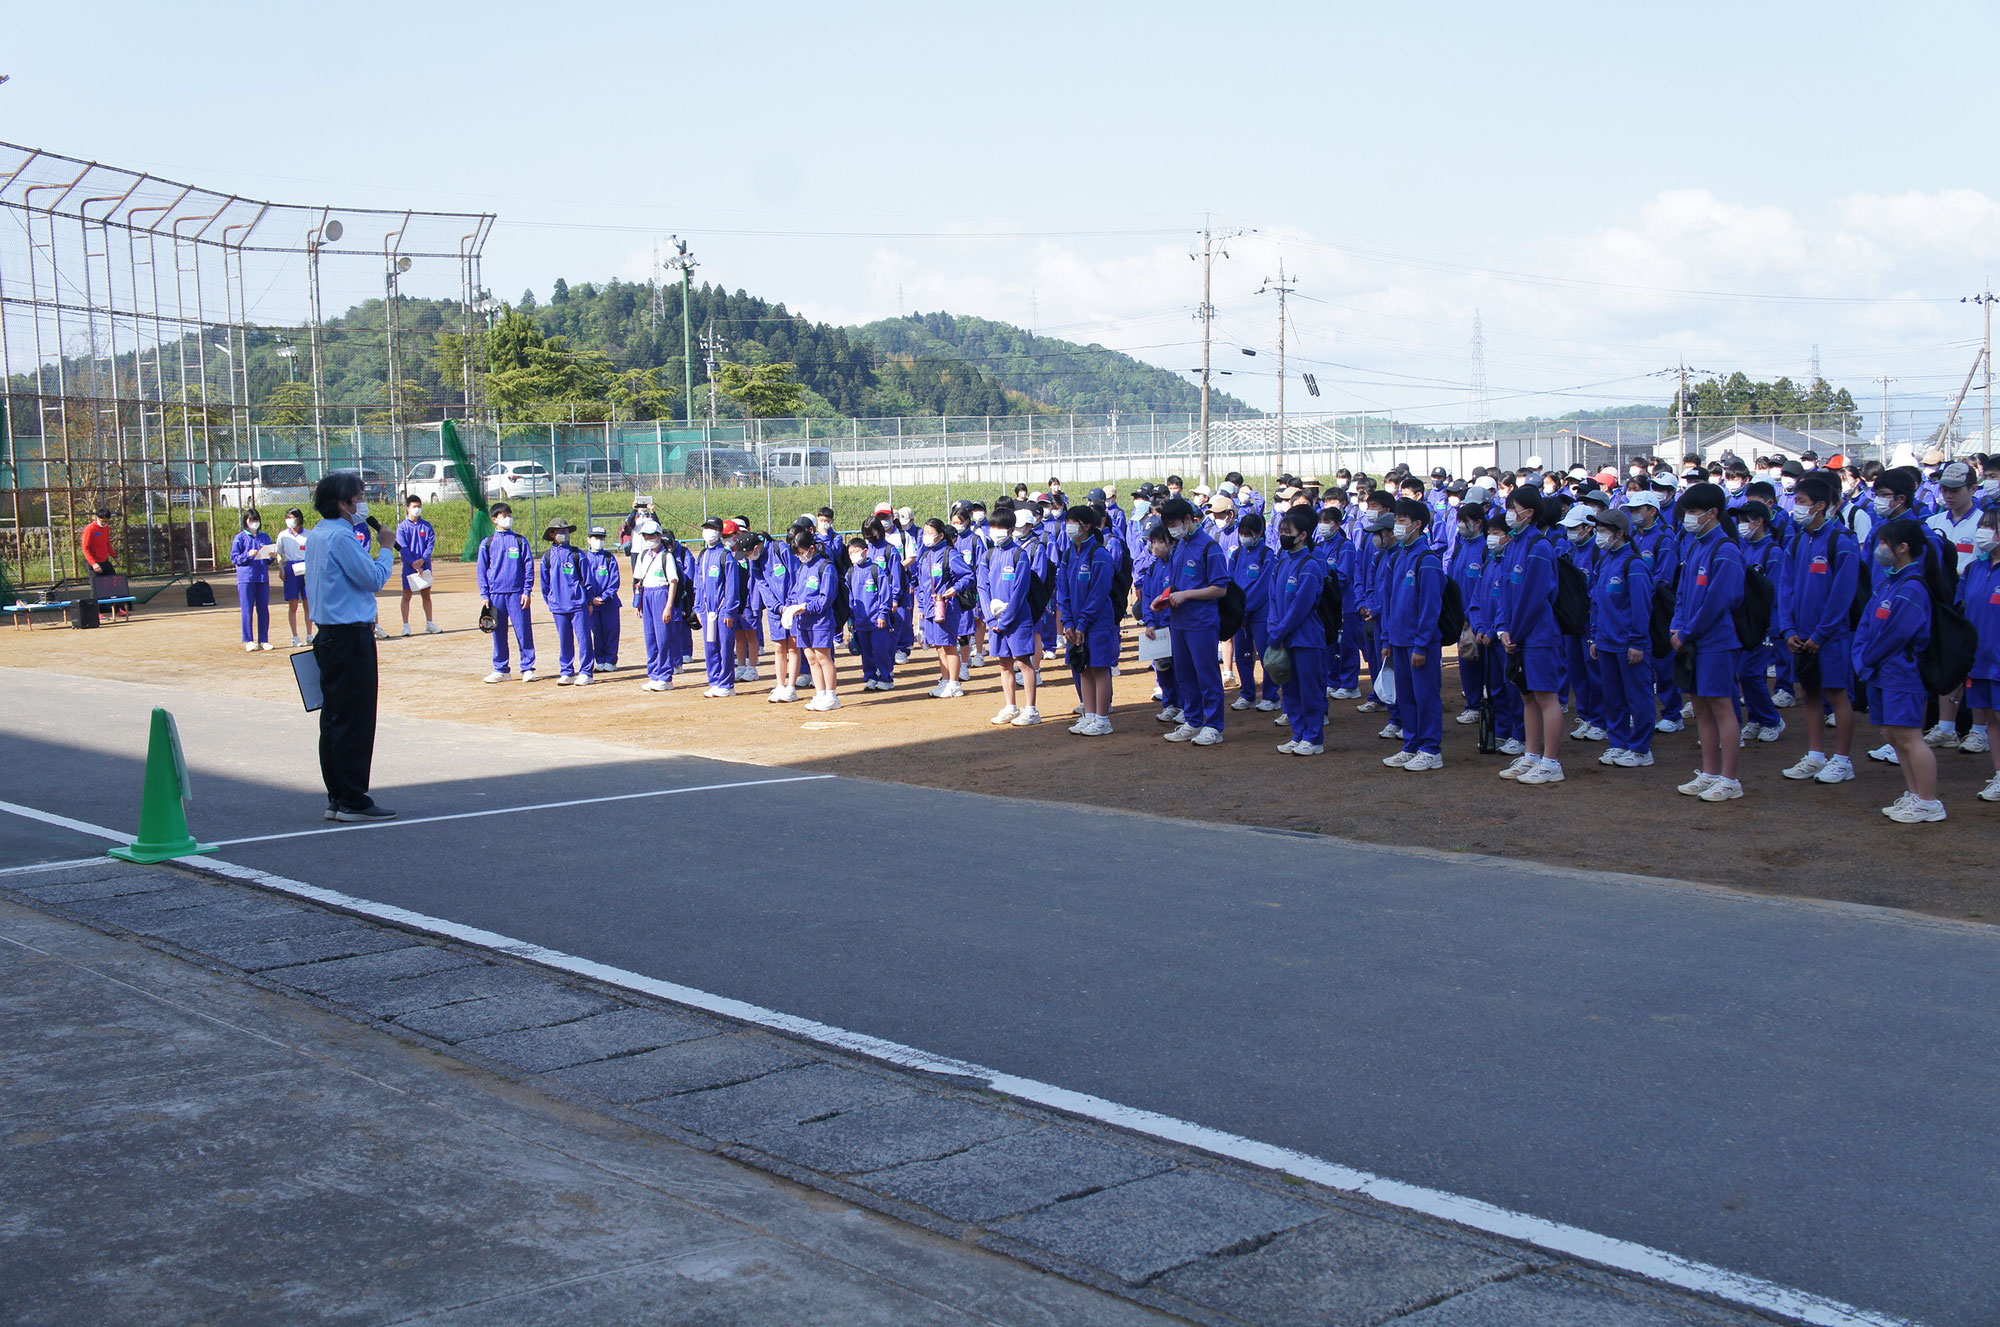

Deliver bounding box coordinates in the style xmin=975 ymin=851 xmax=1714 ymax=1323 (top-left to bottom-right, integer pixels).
xmin=276 ymin=507 xmax=312 ymax=646
xmin=631 ymin=519 xmax=682 ymax=692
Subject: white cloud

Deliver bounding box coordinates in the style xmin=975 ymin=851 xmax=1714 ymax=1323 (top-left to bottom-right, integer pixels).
xmin=1837 ymin=189 xmax=2000 ymax=259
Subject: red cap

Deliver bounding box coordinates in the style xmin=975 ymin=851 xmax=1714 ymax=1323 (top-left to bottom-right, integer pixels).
xmin=1828 ymin=454 xmax=1846 ymax=469
xmin=873 ymin=501 xmax=894 ymax=515
xmin=720 ymin=518 xmax=742 ymax=536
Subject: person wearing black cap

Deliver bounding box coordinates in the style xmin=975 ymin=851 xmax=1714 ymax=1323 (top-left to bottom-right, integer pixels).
xmin=581 ymin=525 xmax=623 ymax=673
xmin=81 ymin=507 xmax=116 ymax=577
xmin=1732 ymin=500 xmax=1785 ymax=744
xmin=539 ymin=517 xmax=593 ymax=684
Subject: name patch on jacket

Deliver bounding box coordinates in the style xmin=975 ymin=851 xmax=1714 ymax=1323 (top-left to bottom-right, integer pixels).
xmin=1809 ymin=557 xmax=1828 ymax=574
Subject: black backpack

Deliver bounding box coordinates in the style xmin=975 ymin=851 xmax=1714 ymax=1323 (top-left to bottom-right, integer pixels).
xmin=1732 ymin=564 xmax=1777 ymax=649
xmin=186 ymin=580 xmax=215 ymax=607
xmin=1920 ymin=594 xmax=1977 ymax=695
xmin=1648 ymin=582 xmax=1675 ymax=657
xmin=1216 ymin=580 xmax=1248 ymax=640
xmin=1438 ymin=575 xmax=1467 ymax=644
xmin=1110 ymin=544 xmax=1134 ymax=624
xmin=1553 ymin=556 xmax=1590 ymax=636
xmin=1317 ymin=573 xmax=1343 ymax=644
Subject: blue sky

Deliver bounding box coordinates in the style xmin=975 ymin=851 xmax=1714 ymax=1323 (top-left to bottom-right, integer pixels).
xmin=7 ymin=0 xmax=1997 ymax=427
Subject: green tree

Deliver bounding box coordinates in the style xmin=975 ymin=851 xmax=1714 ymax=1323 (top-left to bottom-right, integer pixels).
xmin=716 ymin=360 xmax=805 ymax=417
xmin=262 ymin=379 xmax=317 ymax=426
xmin=1674 ymin=372 xmax=1861 ymax=434
xmin=608 ymin=366 xmax=677 ymax=421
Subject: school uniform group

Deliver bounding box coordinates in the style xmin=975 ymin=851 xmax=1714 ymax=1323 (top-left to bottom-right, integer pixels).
xmin=333 ymin=448 xmax=1994 ymax=825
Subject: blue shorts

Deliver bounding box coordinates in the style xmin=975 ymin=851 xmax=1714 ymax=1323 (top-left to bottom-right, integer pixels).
xmin=1520 ymin=643 xmax=1562 ymax=694
xmin=766 ymin=610 xmax=794 ymax=643
xmin=990 ymin=620 xmax=1037 ymax=659
xmin=1081 ymin=626 xmax=1121 ymax=668
xmin=1691 ymin=646 xmax=1742 ymax=699
xmin=1964 ymin=677 xmax=1998 ymax=711
xmin=282 ymin=564 xmax=307 ymax=602
xmin=1801 ymin=637 xmax=1851 ymax=692
xmin=793 ymin=610 xmax=835 ymax=650
xmin=1868 ymin=685 xmax=1926 ymax=730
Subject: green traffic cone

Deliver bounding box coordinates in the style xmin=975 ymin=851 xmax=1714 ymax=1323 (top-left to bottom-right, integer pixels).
xmin=109 ymin=707 xmax=217 ymax=864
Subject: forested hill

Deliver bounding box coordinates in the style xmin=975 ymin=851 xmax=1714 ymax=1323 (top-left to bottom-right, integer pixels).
xmin=851 ymin=312 xmax=1252 ymax=416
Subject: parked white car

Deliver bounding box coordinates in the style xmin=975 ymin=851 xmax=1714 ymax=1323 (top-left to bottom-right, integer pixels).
xmin=402 ymin=459 xmax=468 ymax=504
xmin=763 ymin=446 xmax=834 ymax=487
xmin=484 ymin=460 xmax=555 ymax=499
xmin=216 ymin=460 xmax=312 ymax=508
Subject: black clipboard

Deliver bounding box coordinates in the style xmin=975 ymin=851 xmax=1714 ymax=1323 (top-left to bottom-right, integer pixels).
xmin=290 ymin=649 xmax=323 ymax=712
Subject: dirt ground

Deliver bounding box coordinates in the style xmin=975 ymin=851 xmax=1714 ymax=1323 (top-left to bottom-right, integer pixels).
xmin=6 ymin=562 xmax=1993 ymax=923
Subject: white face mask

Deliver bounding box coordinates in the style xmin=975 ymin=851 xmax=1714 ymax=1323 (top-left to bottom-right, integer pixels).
xmin=1570 ymin=526 xmax=1591 ymax=543
xmin=1682 ymin=513 xmax=1703 ymax=534
xmin=408 ymin=507 xmax=422 ymax=519
xmin=1873 ymin=544 xmax=1896 ymax=568
xmin=495 ymin=516 xmax=513 ymax=531
xmin=1485 ymin=533 xmax=1504 ymax=551
xmin=285 ymin=516 xmax=299 ymax=528
xmin=246 ymin=521 xmax=260 ymax=532
xmin=702 ymin=529 xmax=720 ymax=545
xmin=1504 ymin=509 xmax=1523 ymax=530
xmin=1392 ymin=521 xmax=1413 ymax=543
xmin=645 ymin=537 xmax=662 ymax=552
xmin=1726 ymin=480 xmax=1745 ymax=495
xmin=1872 ymin=496 xmax=1895 ymax=518
xmin=1065 ymin=523 xmax=1082 ymax=542
xmin=1973 ymin=528 xmax=1998 ymax=554
xmin=1982 ymin=479 xmax=2000 ymax=500
xmin=1594 ymin=529 xmax=1613 ymax=550
xmin=353 ymin=501 xmax=370 ymax=521
xmin=1781 ymin=477 xmax=1797 ymax=492
xmin=989 ymin=528 xmax=1012 ymax=545
xmin=588 ymin=537 xmax=605 ymax=551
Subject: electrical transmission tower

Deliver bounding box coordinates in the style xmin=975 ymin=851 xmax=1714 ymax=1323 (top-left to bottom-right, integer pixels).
xmin=1469 ymin=310 xmax=1488 ymax=434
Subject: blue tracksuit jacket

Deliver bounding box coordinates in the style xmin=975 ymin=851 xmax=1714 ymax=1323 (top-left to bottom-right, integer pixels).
xmin=694 ymin=543 xmax=744 ymax=617
xmin=1495 ymin=527 xmax=1559 ymax=649
xmin=476 ymin=529 xmax=535 ymax=596
xmin=1778 ymin=519 xmax=1858 ymax=647
xmin=1671 ymin=526 xmax=1747 ymax=652
xmin=1852 ymin=563 xmax=1931 ymax=694
xmin=1382 ymin=541 xmax=1444 ymax=650
xmin=1590 ymin=545 xmax=1654 ymax=656
xmin=539 ymin=543 xmax=591 ymax=612
xmin=582 ymin=548 xmax=623 ymax=606
xmin=1266 ymin=545 xmax=1327 ymax=649
xmin=1957 ymin=556 xmax=2000 ymax=682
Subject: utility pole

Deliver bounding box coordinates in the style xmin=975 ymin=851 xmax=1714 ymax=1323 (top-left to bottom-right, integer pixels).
xmin=1259 ymin=262 xmax=1295 ymax=481
xmin=1675 ymin=361 xmax=1691 ymax=449
xmin=667 ymin=236 xmax=697 ymax=427
xmin=1469 ymin=310 xmax=1488 ymax=435
xmin=700 ymin=322 xmax=724 ymax=432
xmin=1198 ymin=221 xmax=1214 ymax=487
xmin=1875 ymin=375 xmax=1896 ymax=459
xmin=1966 ymin=286 xmax=1996 ymax=451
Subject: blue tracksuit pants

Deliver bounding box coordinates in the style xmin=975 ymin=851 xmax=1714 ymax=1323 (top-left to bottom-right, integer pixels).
xmin=1566 ymin=635 xmax=1604 ymax=727
xmin=1738 ymin=644 xmax=1780 ymax=729
xmin=1235 ymin=619 xmax=1279 ymax=702
xmin=1481 ymin=646 xmax=1523 ymax=742
xmin=1335 ymin=613 xmax=1364 ymax=690
xmin=1279 ymin=645 xmax=1327 ymax=745
xmin=1596 ymin=647 xmax=1655 ymax=755
xmin=703 ymin=613 xmax=736 ymax=690
xmin=1154 ymin=660 xmax=1177 ymax=708
xmin=1457 ymin=651 xmax=1478 ymax=711
xmin=552 ymin=608 xmax=592 ymax=678
xmin=1171 ymin=624 xmax=1225 ymax=731
xmin=858 ymin=626 xmax=896 ymax=685
xmin=1653 ymin=652 xmax=1681 ymax=720
xmin=1392 ymin=646 xmax=1443 ymax=755
xmin=238 ymin=577 xmax=270 ymax=643
xmin=638 ymin=588 xmax=673 ymax=682
xmin=489 ymin=591 xmax=535 ymax=672
xmin=588 ymin=603 xmax=620 ymax=668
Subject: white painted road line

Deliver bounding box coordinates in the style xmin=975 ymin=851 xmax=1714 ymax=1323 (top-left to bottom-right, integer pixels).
xmin=0 ymin=799 xmax=127 ymax=843
xmin=205 ymin=774 xmax=838 ymax=847
xmin=152 ymin=851 xmax=1909 ymax=1327
xmin=0 ymin=856 xmax=121 ymax=879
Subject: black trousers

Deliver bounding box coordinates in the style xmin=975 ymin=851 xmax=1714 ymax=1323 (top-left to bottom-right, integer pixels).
xmin=314 ymin=622 xmax=379 ymax=811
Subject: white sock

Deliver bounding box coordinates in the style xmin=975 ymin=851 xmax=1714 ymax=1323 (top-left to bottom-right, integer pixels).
xmin=1541 ymin=756 xmax=1560 ymax=770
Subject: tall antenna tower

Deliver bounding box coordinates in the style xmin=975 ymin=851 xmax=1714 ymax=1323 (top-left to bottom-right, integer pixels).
xmin=1809 ymin=344 xmax=1821 ymax=386
xmin=1029 ymin=287 xmax=1039 ymax=338
xmin=1469 ymin=309 xmax=1488 ymax=432
xmin=648 ymin=242 xmax=665 ymax=332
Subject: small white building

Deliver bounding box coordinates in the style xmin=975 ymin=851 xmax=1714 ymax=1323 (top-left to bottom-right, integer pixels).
xmin=1695 ymin=422 xmax=1854 ymax=465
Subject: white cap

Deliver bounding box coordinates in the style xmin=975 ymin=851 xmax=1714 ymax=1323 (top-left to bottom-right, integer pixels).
xmin=1567 ymin=466 xmax=1588 ymax=479
xmin=1559 ymin=505 xmax=1592 ymax=528
xmin=1525 ymin=455 xmax=1544 ymax=469
xmin=637 ymin=518 xmax=662 ymax=535
xmin=1625 ymin=491 xmax=1662 ymax=510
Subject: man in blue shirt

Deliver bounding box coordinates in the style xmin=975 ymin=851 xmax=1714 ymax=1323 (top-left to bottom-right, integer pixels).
xmin=305 ymin=471 xmax=396 ymax=822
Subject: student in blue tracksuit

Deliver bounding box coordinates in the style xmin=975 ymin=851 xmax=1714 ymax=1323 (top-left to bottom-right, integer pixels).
xmin=1382 ymin=499 xmax=1446 ymax=770
xmin=1473 ymin=514 xmax=1525 ymax=754
xmin=913 ymin=519 xmax=972 ymax=699
xmin=1731 ymin=501 xmax=1785 ymax=743
xmin=1585 ymin=507 xmax=1656 ymax=768
xmin=1364 ymin=520 xmax=1411 ymax=742
xmin=759 ymin=527 xmax=802 ymax=702
xmin=1556 ymin=506 xmax=1607 ymax=743
xmin=1228 ymin=512 xmax=1280 ymax=713
xmin=949 ymin=502 xmax=989 ymax=675
xmin=693 ymin=517 xmax=744 ymax=697
xmin=1446 ymin=501 xmax=1487 ymax=723
xmin=394 ymin=496 xmax=439 ymax=636
xmin=979 ymin=508 xmax=1043 ymax=725
xmin=1268 ymin=507 xmax=1330 ymax=754
xmin=231 ymin=508 xmax=278 ymax=649
xmin=1777 ymin=474 xmax=1860 ymax=783
xmin=665 ymin=531 xmax=696 ymax=672
xmin=1138 ymin=520 xmax=1180 ymax=723
xmin=1626 ymin=491 xmax=1682 ymax=731
xmin=1318 ymin=506 xmax=1362 ymax=698
xmin=476 ymin=502 xmax=537 ymax=681
xmin=782 ymin=527 xmax=842 ymax=710
xmin=1670 ymin=484 xmax=1750 ymax=801
xmin=846 ymin=533 xmax=901 ymax=692
xmin=1060 ymin=505 xmax=1121 ymax=735
xmin=1956 ymin=507 xmax=2000 ymax=803
xmin=539 ymin=518 xmax=594 ymax=684
xmin=1494 ymin=488 xmax=1564 ymax=783
xmin=1855 ymin=517 xmax=1944 ymax=821
xmin=582 ymin=526 xmax=623 ymax=673
xmin=1158 ymin=497 xmax=1231 ymax=745
xmin=630 ymin=520 xmax=680 ymax=691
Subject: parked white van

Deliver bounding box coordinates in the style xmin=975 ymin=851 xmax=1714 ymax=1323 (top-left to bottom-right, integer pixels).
xmin=763 ymin=446 xmax=834 ymax=487
xmin=216 ymin=460 xmax=311 ymax=508
xmin=402 ymin=459 xmax=468 ymax=504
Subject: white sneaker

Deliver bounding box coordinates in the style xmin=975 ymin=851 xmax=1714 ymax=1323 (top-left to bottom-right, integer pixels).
xmin=1681 ymin=702 xmax=1695 ymax=719
xmin=291 ymin=635 xmax=304 ymax=647
xmin=1164 ymin=723 xmax=1199 ymax=742
xmin=1383 ymin=750 xmax=1414 ymax=768
xmin=1867 ymin=743 xmax=1900 ymax=765
xmin=1824 ymin=712 xmax=1838 ymax=729
xmin=768 ymin=686 xmax=789 ymax=703
xmin=1356 ymin=698 xmax=1384 ymax=713
xmin=1255 ymin=699 xmax=1280 ymax=712
xmin=1072 ymin=703 xmax=1085 ymax=715
xmin=556 ymin=674 xmax=573 ymax=686
xmin=992 ymin=705 xmax=1021 ymax=726
xmin=1498 ymin=756 xmax=1536 ymax=780
xmin=1782 ymin=752 xmax=1829 ymax=780
xmin=1613 ymin=749 xmax=1654 ymax=768
xmin=1960 ymin=729 xmax=1991 ymax=754
xmin=1772 ymin=688 xmax=1796 ymax=708
xmin=1276 ymin=740 xmax=1301 ymax=755
xmin=938 ymin=682 xmax=964 ymax=698
xmin=817 ymin=694 xmax=843 ymax=711
xmin=1275 ymin=714 xmax=1291 ymax=726
xmin=259 ymin=641 xmax=274 ymax=651
xmin=1289 ymin=741 xmax=1324 ymax=756
xmin=1156 ymin=707 xmax=1185 ymax=724
xmin=1403 ymin=751 xmax=1443 ymax=772
xmin=1699 ymin=777 xmax=1744 ymax=802
xmin=1678 ymin=771 xmax=1719 ymax=796
xmin=1191 ymin=726 xmax=1223 ymax=746
xmin=1978 ymin=771 xmax=2000 ymax=802
xmin=1068 ymin=716 xmax=1092 ymax=734
xmin=642 ymin=679 xmax=667 ymax=692
xmin=927 ymin=682 xmax=948 ymax=698
xmin=1499 ymin=738 xmax=1526 ymax=756
xmin=401 ymin=624 xmax=412 ymax=637
xmin=373 ymin=626 xmax=387 ymax=640
xmin=894 ymin=650 xmax=910 ymax=664
xmin=244 ymin=641 xmax=258 ymax=653
xmin=1884 ymin=794 xmax=1947 ymax=823
xmin=1518 ymin=761 xmax=1564 ymax=785
xmin=521 ymin=670 xmax=538 ymax=682
xmin=1570 ymin=721 xmax=1593 ymax=740
xmin=971 ymin=651 xmax=988 ymax=667
xmin=1378 ymin=723 xmax=1402 ymax=740
xmin=1814 ymin=756 xmax=1856 ymax=784
xmin=1455 ymin=709 xmax=1480 ymax=725
xmin=1085 ymin=716 xmax=1114 ymax=736
xmin=1583 ymin=726 xmax=1607 ymax=741
xmin=1757 ymin=719 xmax=1785 ymax=742
xmin=575 ymin=673 xmax=594 ymax=685
xmin=1655 ymin=717 xmax=1685 ymax=733
xmin=1599 ymin=747 xmax=1628 ymax=766
xmin=1231 ymin=695 xmax=1253 ymax=711
xmin=426 ymin=622 xmax=442 ymax=635
xmin=1221 ymin=671 xmax=1237 ymax=687
xmin=1740 ymin=723 xmax=1763 ymax=745
xmin=483 ymin=671 xmax=505 ymax=683
xmin=1924 ymin=724 xmax=1962 ymax=749
xmin=714 ymin=685 xmax=736 ymax=697
xmin=1330 ymin=688 xmax=1362 ymax=700
xmin=1151 ymin=688 xmax=1165 ymax=702
xmin=959 ymin=663 xmax=972 ymax=682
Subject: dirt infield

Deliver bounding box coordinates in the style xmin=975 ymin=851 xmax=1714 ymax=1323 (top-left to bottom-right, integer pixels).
xmin=5 ymin=562 xmax=1993 ymax=923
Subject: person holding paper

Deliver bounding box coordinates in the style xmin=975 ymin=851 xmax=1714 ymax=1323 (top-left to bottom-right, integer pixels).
xmin=396 ymin=495 xmax=440 ymax=636
xmin=230 ymin=509 xmax=281 ymax=651
xmin=306 ymin=471 xmax=396 ymax=823
xmin=277 ymin=508 xmax=311 ymax=647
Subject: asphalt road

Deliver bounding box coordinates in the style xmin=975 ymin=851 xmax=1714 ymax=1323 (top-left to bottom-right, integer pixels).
xmin=2 ymin=667 xmax=1994 ymax=1326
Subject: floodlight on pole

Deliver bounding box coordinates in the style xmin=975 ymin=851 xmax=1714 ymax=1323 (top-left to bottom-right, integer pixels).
xmin=667 ymin=235 xmax=699 ymax=429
